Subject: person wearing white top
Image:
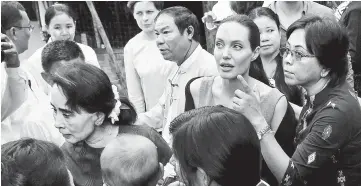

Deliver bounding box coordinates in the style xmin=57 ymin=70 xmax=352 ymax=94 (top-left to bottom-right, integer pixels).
xmin=24 ymin=3 xmax=100 ymax=96
xmin=124 ymin=1 xmax=176 ymax=113
xmin=136 ymin=7 xmax=218 ymax=144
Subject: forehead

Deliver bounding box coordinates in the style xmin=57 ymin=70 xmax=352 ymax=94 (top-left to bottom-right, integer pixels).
xmin=133 ymin=1 xmax=156 ymax=11
xmin=253 ymin=16 xmax=277 ymax=29
xmin=50 ymin=84 xmax=68 ymax=107
xmin=216 ymin=22 xmax=250 ymax=42
xmin=155 ymin=14 xmax=177 ymax=30
xmin=49 ymin=13 xmax=74 ymax=24
xmin=287 ymin=29 xmax=307 ymax=48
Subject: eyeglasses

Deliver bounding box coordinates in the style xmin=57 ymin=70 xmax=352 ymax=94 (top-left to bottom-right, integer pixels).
xmin=280 ymin=47 xmax=315 ymax=62
xmin=13 ymin=25 xmax=35 ymax=32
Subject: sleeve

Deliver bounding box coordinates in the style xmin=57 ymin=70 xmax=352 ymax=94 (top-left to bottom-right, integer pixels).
xmin=280 ymin=103 xmax=350 ymax=185
xmin=1 ymin=67 xmax=28 ymax=121
xmin=124 ymin=44 xmax=146 ymax=113
xmin=85 ymin=47 xmax=101 ymax=68
xmin=345 ymin=10 xmax=361 ymax=73
xmin=137 ymin=89 xmax=166 ymax=130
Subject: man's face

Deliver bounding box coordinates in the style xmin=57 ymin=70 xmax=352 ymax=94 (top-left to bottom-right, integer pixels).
xmin=10 ymin=10 xmax=31 ymax=54
xmin=154 ymin=14 xmax=190 ymax=63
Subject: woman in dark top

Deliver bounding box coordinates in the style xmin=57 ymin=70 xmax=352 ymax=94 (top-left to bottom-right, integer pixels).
xmin=248 ymin=7 xmax=303 ymax=107
xmin=50 ymin=62 xmax=172 ymax=186
xmin=233 ymin=15 xmax=361 ymax=186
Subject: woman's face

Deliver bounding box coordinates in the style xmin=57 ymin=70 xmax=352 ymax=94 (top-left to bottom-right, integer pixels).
xmin=283 ymin=29 xmax=322 ymax=87
xmin=47 ymin=13 xmax=76 ymax=41
xmin=214 ymin=22 xmax=257 ymax=79
xmin=253 ymin=16 xmax=281 ymax=57
xmin=50 ymin=84 xmax=96 ymax=144
xmin=133 ymin=1 xmax=160 ymax=33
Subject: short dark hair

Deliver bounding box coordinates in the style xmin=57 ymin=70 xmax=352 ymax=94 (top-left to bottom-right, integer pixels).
xmin=155 ymin=6 xmax=200 ymax=42
xmin=101 ymin=134 xmax=159 ymax=186
xmin=287 ymin=15 xmax=349 ymax=87
xmin=127 ymin=1 xmax=164 ymax=13
xmin=41 ymin=40 xmax=85 ymax=73
xmin=1 ymin=1 xmax=26 ymax=33
xmin=1 ymin=138 xmax=71 ymax=186
xmin=52 ymin=62 xmax=137 ymax=126
xmin=172 ymin=106 xmax=261 ymax=186
xmin=248 ymin=7 xmax=280 ymax=30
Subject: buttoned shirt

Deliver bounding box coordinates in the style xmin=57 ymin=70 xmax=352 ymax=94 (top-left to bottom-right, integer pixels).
xmin=124 ymin=32 xmax=176 ymax=113
xmin=281 ymin=81 xmax=361 ymax=186
xmin=138 ymin=45 xmax=218 ymax=144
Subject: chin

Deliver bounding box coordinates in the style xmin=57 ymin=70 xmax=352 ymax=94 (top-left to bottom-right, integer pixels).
xmin=284 ymin=77 xmax=298 ymax=86
xmin=219 ymin=72 xmax=238 ymax=80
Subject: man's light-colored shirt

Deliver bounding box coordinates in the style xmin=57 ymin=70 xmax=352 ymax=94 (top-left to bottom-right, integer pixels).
xmin=124 ymin=32 xmax=176 ymax=113
xmin=1 ymin=66 xmax=64 ymax=146
xmin=138 ymin=45 xmax=218 ymax=144
xmin=24 ymin=41 xmax=100 ymax=95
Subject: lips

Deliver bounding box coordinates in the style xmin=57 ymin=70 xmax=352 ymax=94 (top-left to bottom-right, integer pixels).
xmin=220 ymin=63 xmax=234 ymax=68
xmin=284 ymin=70 xmax=294 ymax=76
xmin=261 ymin=44 xmax=272 ymax=48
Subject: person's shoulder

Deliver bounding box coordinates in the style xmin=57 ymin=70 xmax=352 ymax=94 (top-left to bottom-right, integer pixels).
xmin=125 ymin=32 xmax=143 ymax=49
xmin=307 ymin=2 xmax=335 ymax=19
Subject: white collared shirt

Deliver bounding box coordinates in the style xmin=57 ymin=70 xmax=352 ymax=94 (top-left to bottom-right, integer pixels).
xmin=124 ymin=32 xmax=176 ymax=113
xmin=138 ymin=45 xmax=218 ymax=145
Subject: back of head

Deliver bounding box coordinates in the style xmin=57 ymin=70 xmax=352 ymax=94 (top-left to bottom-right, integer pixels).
xmin=52 ymin=62 xmax=137 ymax=126
xmin=155 ymin=6 xmax=200 ymax=42
xmin=1 ymin=1 xmax=25 ymax=34
xmin=172 ymin=106 xmax=260 ymax=186
xmin=101 ymin=134 xmax=160 ymax=186
xmin=287 ymin=15 xmax=349 ymax=87
xmin=41 ymin=40 xmax=85 ymax=73
xmin=1 ymin=138 xmax=71 ymax=186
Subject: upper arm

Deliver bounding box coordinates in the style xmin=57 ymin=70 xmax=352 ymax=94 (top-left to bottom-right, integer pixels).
xmin=148 ymin=128 xmax=172 ymax=164
xmin=189 ymin=78 xmax=202 ymax=108
xmin=271 ymin=96 xmax=288 ymax=132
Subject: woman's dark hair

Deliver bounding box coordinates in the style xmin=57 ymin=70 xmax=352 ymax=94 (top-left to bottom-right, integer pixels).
xmin=230 ymin=1 xmax=263 ymax=15
xmin=248 ymin=8 xmax=302 ymax=105
xmin=172 ymin=106 xmax=260 ymax=186
xmin=127 ymin=1 xmax=164 ymax=13
xmin=1 ymin=138 xmax=71 ymax=186
xmin=43 ymin=3 xmax=77 ymax=42
xmin=219 ymin=14 xmax=270 ymax=86
xmin=52 ymin=62 xmax=137 ymax=125
xmin=155 ymin=6 xmax=200 ymax=42
xmin=287 ymin=15 xmax=349 ymax=87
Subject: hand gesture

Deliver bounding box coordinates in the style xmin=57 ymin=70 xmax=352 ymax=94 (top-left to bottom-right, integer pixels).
xmin=1 ymin=33 xmax=20 ymax=68
xmin=232 ymin=75 xmax=263 ymax=124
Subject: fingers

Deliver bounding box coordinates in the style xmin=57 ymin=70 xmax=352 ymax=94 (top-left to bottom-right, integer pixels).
xmin=237 ymin=75 xmax=251 ymax=93
xmin=1 ymin=33 xmax=10 ymax=42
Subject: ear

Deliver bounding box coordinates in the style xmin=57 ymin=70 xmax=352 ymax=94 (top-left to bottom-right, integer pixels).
xmin=6 ymin=27 xmax=17 ymax=40
xmin=320 ymin=68 xmax=330 ymax=78
xmin=185 ymin=26 xmax=194 ymax=40
xmin=196 ymin=167 xmax=210 ymax=186
xmin=93 ymin=112 xmax=106 ymax=126
xmin=251 ymin=46 xmax=260 ymax=61
xmin=41 ymin=72 xmax=54 ymax=86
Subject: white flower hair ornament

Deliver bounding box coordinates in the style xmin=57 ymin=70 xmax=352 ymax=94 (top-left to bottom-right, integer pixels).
xmin=108 ymin=85 xmax=122 ymax=124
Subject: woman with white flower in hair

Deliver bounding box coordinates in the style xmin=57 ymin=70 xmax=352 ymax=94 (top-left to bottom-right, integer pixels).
xmin=49 ymin=62 xmax=172 ymax=186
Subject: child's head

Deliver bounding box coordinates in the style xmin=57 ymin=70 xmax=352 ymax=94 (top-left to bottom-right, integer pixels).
xmin=100 ymin=134 xmax=163 ymax=186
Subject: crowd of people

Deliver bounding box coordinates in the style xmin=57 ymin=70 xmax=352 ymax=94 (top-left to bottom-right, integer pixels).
xmin=1 ymin=1 xmax=361 ymax=186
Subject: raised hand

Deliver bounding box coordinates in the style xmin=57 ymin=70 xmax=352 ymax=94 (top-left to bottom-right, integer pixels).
xmin=1 ymin=33 xmax=20 ymax=68
xmin=232 ymin=75 xmax=263 ymax=124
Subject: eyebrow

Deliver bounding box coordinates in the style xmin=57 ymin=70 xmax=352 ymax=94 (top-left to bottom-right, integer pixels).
xmin=286 ymin=42 xmax=307 ymax=50
xmin=158 ymin=26 xmax=170 ymax=32
xmin=50 ymin=103 xmax=72 ymax=113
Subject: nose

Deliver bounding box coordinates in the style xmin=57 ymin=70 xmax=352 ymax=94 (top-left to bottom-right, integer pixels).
xmin=283 ymin=52 xmax=293 ymax=66
xmin=222 ymin=46 xmax=231 ymax=60
xmin=156 ymin=34 xmax=165 ymax=46
xmin=143 ymin=13 xmax=149 ymax=22
xmin=260 ymin=33 xmax=269 ymax=42
xmin=54 ymin=112 xmax=65 ymax=129
xmin=60 ymin=27 xmax=69 ymax=35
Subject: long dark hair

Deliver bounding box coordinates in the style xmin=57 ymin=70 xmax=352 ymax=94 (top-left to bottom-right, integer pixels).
xmin=52 ymin=62 xmax=137 ymax=126
xmin=249 ymin=7 xmax=302 ymax=105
